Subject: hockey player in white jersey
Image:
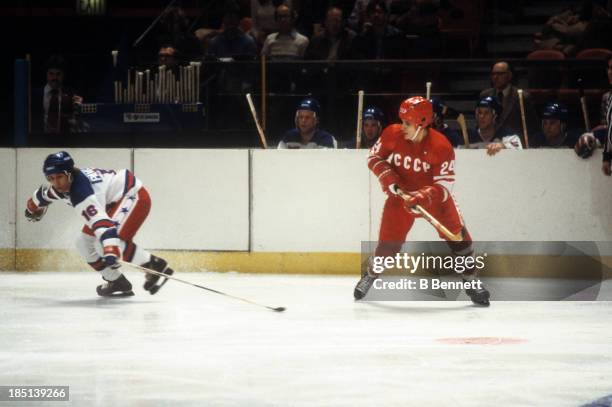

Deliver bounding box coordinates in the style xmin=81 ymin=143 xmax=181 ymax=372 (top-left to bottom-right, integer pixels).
xmin=25 ymin=151 xmax=174 ymax=297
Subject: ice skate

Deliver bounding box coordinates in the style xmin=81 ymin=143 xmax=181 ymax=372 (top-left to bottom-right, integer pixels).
xmin=354 ymin=271 xmax=378 ymax=300
xmin=463 ymin=277 xmax=490 ymax=306
xmin=142 ymin=255 xmax=174 ymax=295
xmin=96 ymin=274 xmax=134 ymax=297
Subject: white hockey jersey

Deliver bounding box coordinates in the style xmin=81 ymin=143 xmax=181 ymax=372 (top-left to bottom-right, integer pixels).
xmin=32 ymin=168 xmax=142 ymax=240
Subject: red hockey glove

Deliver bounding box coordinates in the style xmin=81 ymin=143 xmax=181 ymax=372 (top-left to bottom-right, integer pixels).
xmin=401 ymin=186 xmax=441 ymax=212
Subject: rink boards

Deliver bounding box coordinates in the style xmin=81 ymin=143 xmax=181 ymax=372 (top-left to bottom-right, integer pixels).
xmin=1 ymin=148 xmax=611 ymax=273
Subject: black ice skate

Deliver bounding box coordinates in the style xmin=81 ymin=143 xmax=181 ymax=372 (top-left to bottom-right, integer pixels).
xmin=354 ymin=273 xmax=378 ymax=300
xmin=142 ymin=255 xmax=174 ymax=295
xmin=463 ymin=278 xmax=490 ymax=306
xmin=97 ymin=274 xmax=134 ymax=297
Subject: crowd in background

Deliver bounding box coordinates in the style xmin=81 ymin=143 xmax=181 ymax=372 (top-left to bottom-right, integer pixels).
xmin=29 ymin=0 xmax=612 ymax=167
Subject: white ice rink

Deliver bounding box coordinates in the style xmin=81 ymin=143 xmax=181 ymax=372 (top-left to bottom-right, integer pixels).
xmin=2 ymin=271 xmax=612 ymax=407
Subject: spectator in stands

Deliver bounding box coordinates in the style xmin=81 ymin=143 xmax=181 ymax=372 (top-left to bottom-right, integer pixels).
xmin=430 ymin=97 xmax=461 ymax=147
xmin=480 ymin=61 xmax=538 ymax=140
xmin=33 ymin=55 xmax=83 ymax=135
xmin=534 ymin=0 xmax=611 ymax=56
xmin=261 ymin=4 xmax=309 ymax=60
xmin=250 ymin=0 xmax=281 ymax=47
xmin=158 ymin=7 xmax=203 ymax=59
xmin=459 ymin=96 xmax=522 ymax=156
xmin=532 ymin=102 xmax=580 ymax=148
xmin=294 ymin=0 xmax=327 ymax=38
xmin=347 ymin=0 xmax=392 ymax=32
xmin=278 ymin=98 xmax=338 ymax=148
xmin=394 ymin=0 xmax=442 ymax=57
xmin=158 ymin=44 xmax=180 ymax=68
xmin=578 ymin=3 xmax=612 ymax=52
xmin=207 ymin=2 xmax=258 ymax=59
xmin=350 ymin=0 xmax=406 ymax=59
xmin=305 ymin=6 xmax=356 ymax=60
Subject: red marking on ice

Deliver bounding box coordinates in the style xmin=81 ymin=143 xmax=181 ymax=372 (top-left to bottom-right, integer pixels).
xmin=436 ymin=337 xmax=527 ymax=345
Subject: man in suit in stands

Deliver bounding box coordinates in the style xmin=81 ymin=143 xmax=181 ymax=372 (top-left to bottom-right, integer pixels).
xmin=32 ymin=55 xmax=82 ymax=135
xmin=480 ymin=61 xmax=538 ymax=139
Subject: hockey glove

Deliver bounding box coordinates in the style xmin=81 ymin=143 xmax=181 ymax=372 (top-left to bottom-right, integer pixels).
xmin=402 ymin=186 xmax=440 ymax=212
xmin=574 ymin=133 xmax=598 ymax=159
xmin=101 ymin=228 xmax=122 ymax=269
xmin=25 ymin=198 xmax=47 ymax=222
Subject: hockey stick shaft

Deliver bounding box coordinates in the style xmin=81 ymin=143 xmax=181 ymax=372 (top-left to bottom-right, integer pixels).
xmin=456 ymin=113 xmax=470 ymax=148
xmin=578 ymin=78 xmax=591 ymax=131
xmin=119 ymin=260 xmax=285 ymax=312
xmin=246 ymin=93 xmax=268 ymax=149
xmin=517 ymin=89 xmax=530 ymax=148
xmin=261 ymin=55 xmax=267 ymax=131
xmin=396 ymin=190 xmax=462 ymax=242
xmin=580 ymin=96 xmax=591 ymax=132
xmin=356 ymin=90 xmax=364 ymax=149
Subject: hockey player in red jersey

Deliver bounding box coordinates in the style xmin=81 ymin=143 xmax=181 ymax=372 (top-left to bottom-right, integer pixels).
xmin=354 ymin=96 xmax=490 ymax=306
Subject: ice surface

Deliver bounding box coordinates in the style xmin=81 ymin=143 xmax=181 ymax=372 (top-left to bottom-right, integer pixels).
xmin=1 ymin=271 xmax=612 ymax=406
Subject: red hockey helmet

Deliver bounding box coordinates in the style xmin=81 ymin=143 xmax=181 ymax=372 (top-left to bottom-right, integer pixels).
xmin=398 ymin=96 xmax=433 ymax=128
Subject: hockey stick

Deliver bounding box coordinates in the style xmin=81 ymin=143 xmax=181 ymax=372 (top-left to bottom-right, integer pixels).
xmin=396 ymin=190 xmax=463 ymax=242
xmin=517 ymin=89 xmax=530 ymax=148
xmin=578 ymin=78 xmax=591 ymax=132
xmin=246 ymin=93 xmax=268 ymax=149
xmin=426 ymin=82 xmax=432 ymax=100
xmin=356 ymin=90 xmax=364 ymax=148
xmin=261 ymin=55 xmax=267 ymax=131
xmin=456 ymin=113 xmax=470 ymax=148
xmin=119 ymin=260 xmax=286 ymax=312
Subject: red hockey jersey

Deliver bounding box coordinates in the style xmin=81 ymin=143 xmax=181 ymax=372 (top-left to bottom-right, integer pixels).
xmin=368 ymin=124 xmax=455 ymax=202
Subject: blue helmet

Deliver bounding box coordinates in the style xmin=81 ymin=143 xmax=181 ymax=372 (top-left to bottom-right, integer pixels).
xmin=429 ymin=97 xmax=445 ymax=116
xmin=476 ymin=96 xmax=502 ymax=116
xmin=296 ymin=98 xmax=320 ymax=117
xmin=542 ymin=102 xmax=568 ymax=122
xmin=363 ymin=106 xmax=385 ymax=123
xmin=43 ymin=151 xmax=74 ymax=176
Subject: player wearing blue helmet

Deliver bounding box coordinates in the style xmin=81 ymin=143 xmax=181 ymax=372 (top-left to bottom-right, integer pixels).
xmin=430 ymin=97 xmax=461 ymax=147
xmin=460 ymin=96 xmax=523 ymax=155
xmin=25 ymin=151 xmax=175 ymax=297
xmin=533 ymin=102 xmax=580 ymax=148
xmin=361 ymin=106 xmax=385 ymax=147
xmin=278 ymin=98 xmax=338 ymax=148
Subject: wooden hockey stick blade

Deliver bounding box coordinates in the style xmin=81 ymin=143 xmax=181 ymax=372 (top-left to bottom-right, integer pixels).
xmin=118 ymin=260 xmax=286 ymax=312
